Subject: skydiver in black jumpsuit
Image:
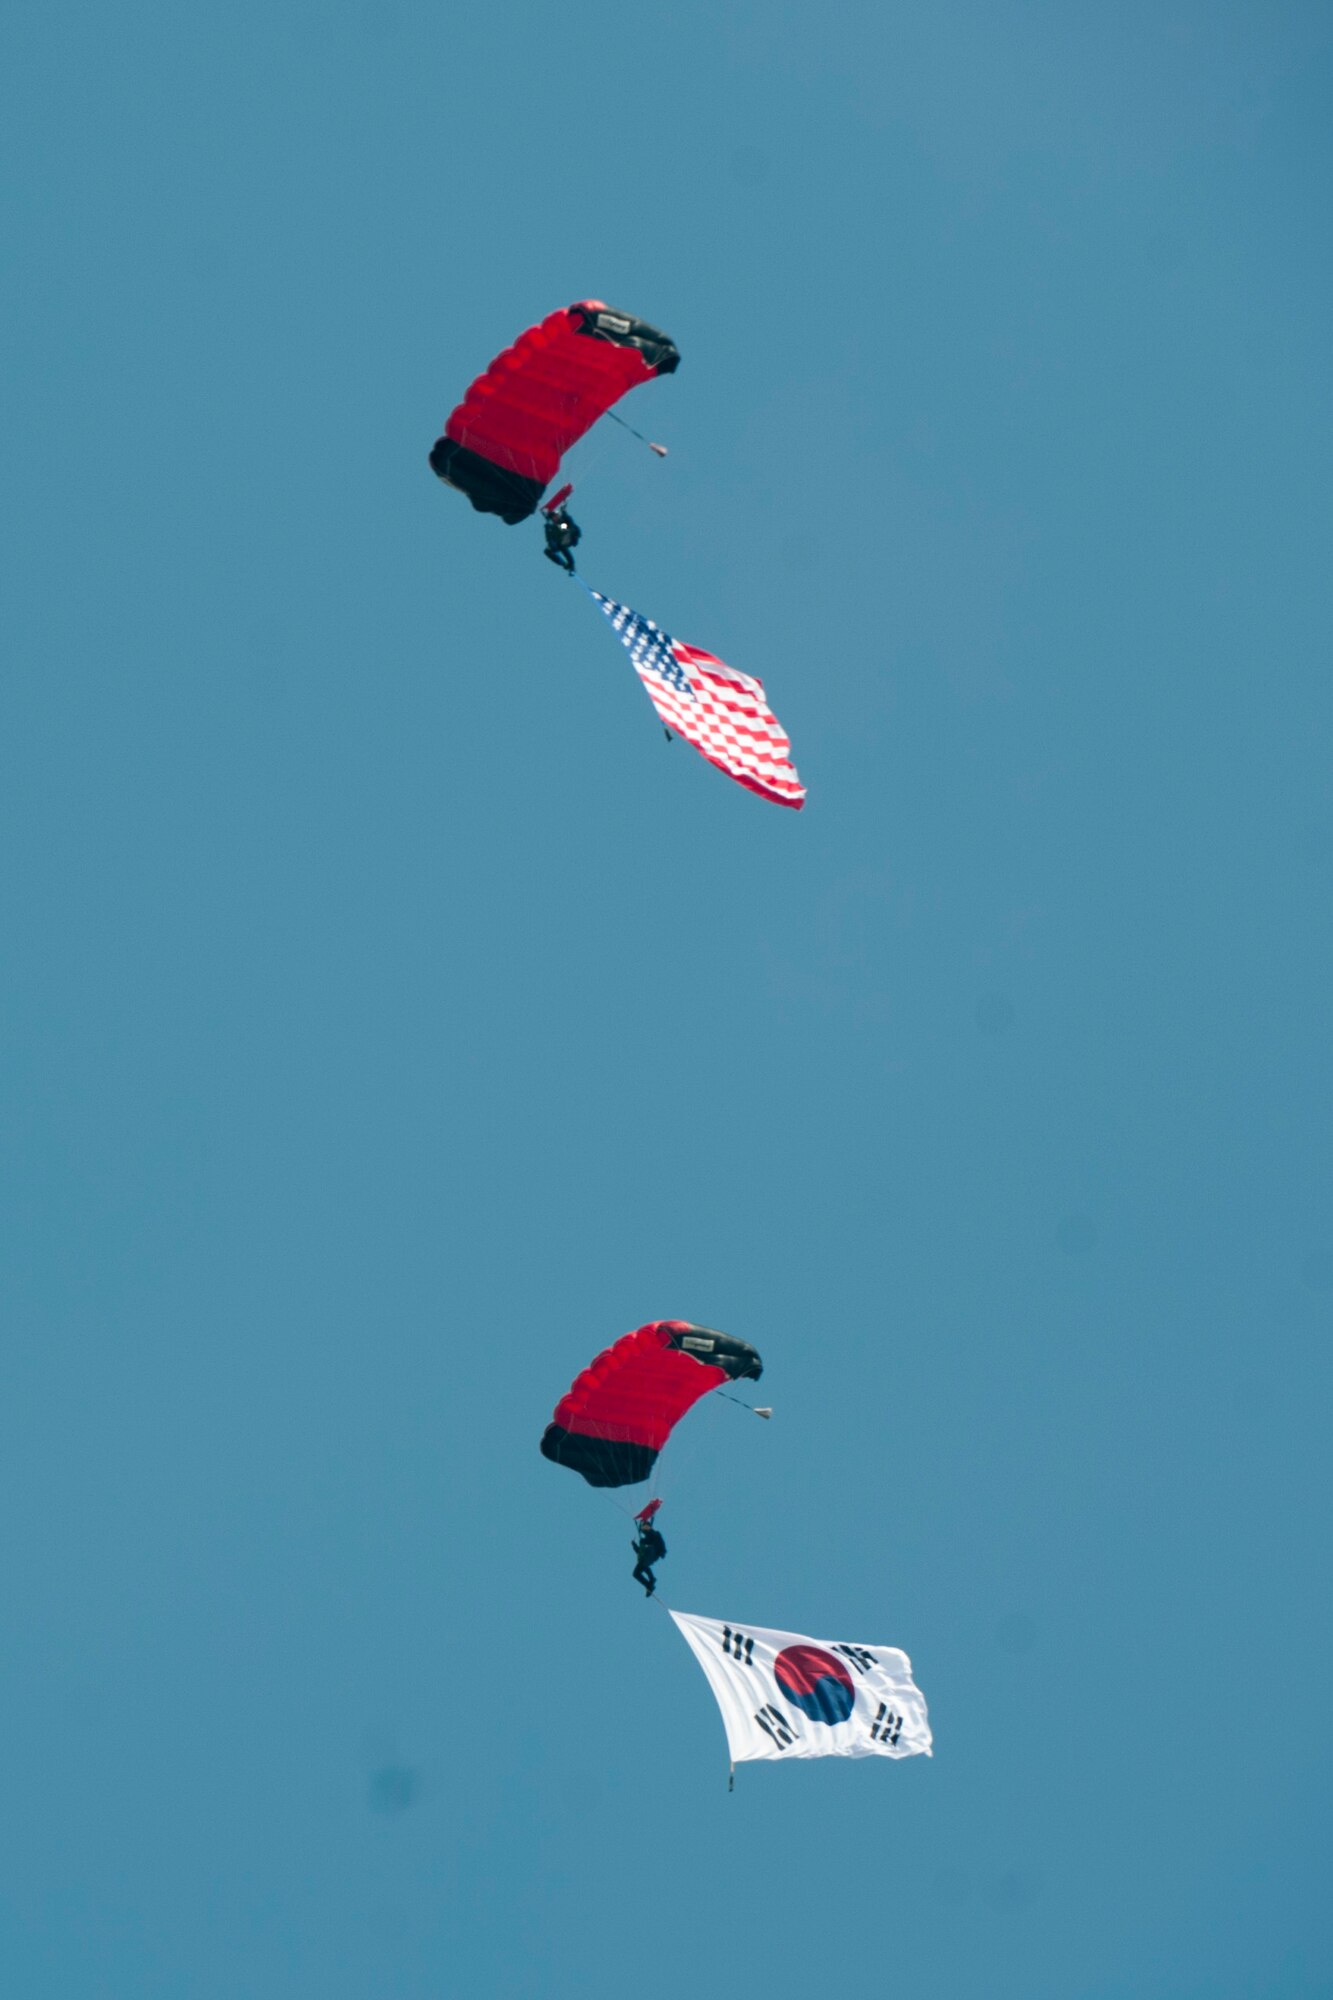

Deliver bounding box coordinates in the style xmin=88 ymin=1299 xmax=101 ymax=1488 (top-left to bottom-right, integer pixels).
xmin=631 ymin=1521 xmax=667 ymax=1596
xmin=543 ymin=505 xmax=582 ymax=572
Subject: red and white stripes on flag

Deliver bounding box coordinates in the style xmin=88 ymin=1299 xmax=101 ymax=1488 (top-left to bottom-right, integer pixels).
xmin=586 ymin=589 xmax=806 ymax=810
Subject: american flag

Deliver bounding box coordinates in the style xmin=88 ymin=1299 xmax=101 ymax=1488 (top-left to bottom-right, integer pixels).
xmin=585 ymin=589 xmax=805 ymax=810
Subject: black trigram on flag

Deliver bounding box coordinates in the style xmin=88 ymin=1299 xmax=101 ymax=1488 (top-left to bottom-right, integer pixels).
xmin=754 ymin=1704 xmax=795 ymax=1749
xmin=834 ymin=1644 xmax=878 ymax=1675
xmin=869 ymin=1701 xmax=903 ymax=1746
xmin=721 ymin=1627 xmax=756 ymax=1666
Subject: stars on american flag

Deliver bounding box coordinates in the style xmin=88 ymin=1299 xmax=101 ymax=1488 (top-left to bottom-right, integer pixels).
xmin=597 ymin=600 xmax=697 ymax=702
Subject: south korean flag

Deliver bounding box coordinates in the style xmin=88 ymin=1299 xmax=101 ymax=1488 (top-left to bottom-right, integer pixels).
xmin=670 ymin=1611 xmax=932 ymax=1772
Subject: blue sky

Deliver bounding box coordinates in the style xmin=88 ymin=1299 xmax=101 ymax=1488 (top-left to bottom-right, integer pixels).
xmin=2 ymin=3 xmax=1331 ymax=1994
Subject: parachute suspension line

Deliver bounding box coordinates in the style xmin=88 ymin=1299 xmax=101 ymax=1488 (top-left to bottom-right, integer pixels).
xmin=577 ymin=323 xmax=669 ymax=453
xmin=536 ymin=402 xmax=658 ymax=547
xmin=556 ymin=407 xmax=619 ymax=497
xmin=583 ymin=1414 xmax=649 ymax=1524
xmin=715 ymin=1390 xmax=772 ymax=1418
xmin=604 ymin=407 xmax=669 ymax=456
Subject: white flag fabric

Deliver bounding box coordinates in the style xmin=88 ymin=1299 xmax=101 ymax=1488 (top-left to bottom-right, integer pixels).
xmin=670 ymin=1611 xmax=932 ymax=1766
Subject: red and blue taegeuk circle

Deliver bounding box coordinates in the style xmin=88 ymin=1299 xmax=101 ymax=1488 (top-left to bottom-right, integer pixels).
xmin=773 ymin=1645 xmax=856 ymax=1725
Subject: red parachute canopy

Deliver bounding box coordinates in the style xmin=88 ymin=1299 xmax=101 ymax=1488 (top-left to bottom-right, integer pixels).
xmin=540 ymin=1320 xmax=762 ymax=1489
xmin=428 ymin=301 xmax=679 ymax=524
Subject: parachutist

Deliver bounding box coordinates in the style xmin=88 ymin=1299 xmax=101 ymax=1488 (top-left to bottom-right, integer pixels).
xmin=632 ymin=1520 xmax=667 ymax=1597
xmin=543 ymin=505 xmax=581 ymax=573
